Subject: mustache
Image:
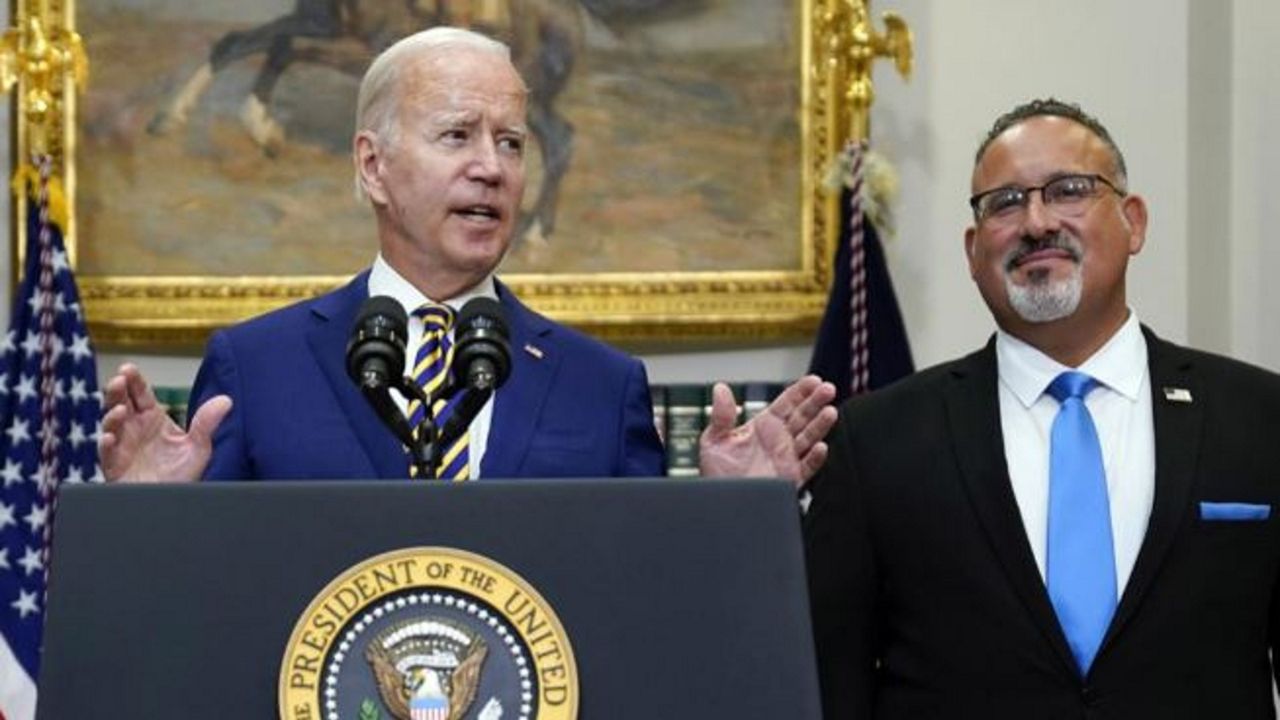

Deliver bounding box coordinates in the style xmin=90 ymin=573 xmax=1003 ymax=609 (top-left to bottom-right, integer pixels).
xmin=1003 ymin=232 xmax=1083 ymax=272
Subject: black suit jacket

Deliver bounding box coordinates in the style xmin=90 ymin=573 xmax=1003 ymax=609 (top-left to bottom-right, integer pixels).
xmin=805 ymin=328 xmax=1280 ymax=719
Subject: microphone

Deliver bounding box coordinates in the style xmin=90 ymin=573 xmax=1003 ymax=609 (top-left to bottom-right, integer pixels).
xmin=434 ymin=298 xmax=511 ymax=454
xmin=346 ymin=296 xmax=407 ymax=391
xmin=453 ymin=298 xmax=511 ymax=392
xmin=346 ymin=296 xmax=414 ymax=446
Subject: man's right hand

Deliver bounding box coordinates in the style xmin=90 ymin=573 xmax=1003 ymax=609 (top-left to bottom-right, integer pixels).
xmin=98 ymin=363 xmax=231 ymax=483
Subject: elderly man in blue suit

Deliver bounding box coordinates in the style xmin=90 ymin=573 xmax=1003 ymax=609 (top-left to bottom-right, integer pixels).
xmin=99 ymin=26 xmax=836 ymax=484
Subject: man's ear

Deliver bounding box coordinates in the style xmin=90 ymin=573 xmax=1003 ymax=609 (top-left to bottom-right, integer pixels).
xmin=1121 ymin=193 xmax=1148 ymax=256
xmin=964 ymin=225 xmax=979 ymax=279
xmin=354 ymin=131 xmax=387 ymax=205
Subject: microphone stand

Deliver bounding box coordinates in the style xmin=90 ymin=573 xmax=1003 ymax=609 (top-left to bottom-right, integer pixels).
xmin=398 ymin=377 xmax=442 ymax=479
xmin=434 ymin=389 xmax=492 ymax=456
xmin=401 ymin=332 xmax=506 ymax=478
xmin=355 ymin=370 xmax=419 ymax=454
xmin=432 ymin=355 xmax=502 ymax=465
xmin=401 ymin=379 xmax=492 ymax=479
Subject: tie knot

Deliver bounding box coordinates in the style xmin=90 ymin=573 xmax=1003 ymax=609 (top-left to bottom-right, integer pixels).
xmin=414 ymin=303 xmax=455 ymax=333
xmin=1047 ymin=371 xmax=1098 ymax=403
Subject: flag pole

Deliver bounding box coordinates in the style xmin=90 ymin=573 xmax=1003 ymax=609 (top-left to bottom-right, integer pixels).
xmin=815 ymin=0 xmax=914 ymax=144
xmin=0 ymin=7 xmax=93 ymax=719
xmin=809 ymin=1 xmax=916 ymax=401
xmin=2 ymin=0 xmax=89 ymax=278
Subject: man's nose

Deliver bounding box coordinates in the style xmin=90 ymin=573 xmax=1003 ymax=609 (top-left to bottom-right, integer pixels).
xmin=467 ymin=137 xmax=503 ymax=185
xmin=1022 ymin=190 xmax=1062 ymax=236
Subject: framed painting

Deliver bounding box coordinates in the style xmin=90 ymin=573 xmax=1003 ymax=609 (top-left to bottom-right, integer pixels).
xmin=14 ymin=0 xmax=863 ymax=348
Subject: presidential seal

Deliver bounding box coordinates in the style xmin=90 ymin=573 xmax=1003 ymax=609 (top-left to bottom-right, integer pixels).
xmin=279 ymin=548 xmax=578 ymax=720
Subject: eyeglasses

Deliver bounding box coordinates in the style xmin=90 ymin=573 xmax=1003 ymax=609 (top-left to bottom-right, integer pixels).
xmin=968 ymin=173 xmax=1125 ymax=223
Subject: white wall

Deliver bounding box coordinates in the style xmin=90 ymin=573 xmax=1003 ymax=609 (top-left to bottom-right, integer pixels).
xmin=1228 ymin=0 xmax=1280 ymax=369
xmin=872 ymin=0 xmax=1192 ymax=368
xmin=7 ymin=0 xmax=1279 ymax=391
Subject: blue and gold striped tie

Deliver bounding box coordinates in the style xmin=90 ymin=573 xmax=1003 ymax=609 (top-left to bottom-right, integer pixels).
xmin=407 ymin=303 xmax=470 ymax=480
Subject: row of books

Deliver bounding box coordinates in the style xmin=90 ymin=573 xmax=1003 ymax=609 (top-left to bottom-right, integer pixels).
xmin=652 ymin=382 xmax=790 ymax=477
xmin=153 ymin=381 xmax=792 ymax=478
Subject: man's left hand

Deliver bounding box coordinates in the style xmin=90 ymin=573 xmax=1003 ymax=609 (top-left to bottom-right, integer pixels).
xmin=698 ymin=375 xmax=838 ymax=487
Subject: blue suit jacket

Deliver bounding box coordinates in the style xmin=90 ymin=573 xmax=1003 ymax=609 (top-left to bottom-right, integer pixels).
xmin=189 ymin=272 xmax=665 ymax=480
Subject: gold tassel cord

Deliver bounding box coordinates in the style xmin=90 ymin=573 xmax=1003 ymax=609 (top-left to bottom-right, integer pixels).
xmin=10 ymin=163 xmax=70 ymax=230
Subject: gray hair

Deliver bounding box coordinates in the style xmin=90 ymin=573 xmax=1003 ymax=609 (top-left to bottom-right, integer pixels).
xmin=975 ymin=98 xmax=1128 ymax=186
xmin=353 ymin=27 xmax=513 ymax=200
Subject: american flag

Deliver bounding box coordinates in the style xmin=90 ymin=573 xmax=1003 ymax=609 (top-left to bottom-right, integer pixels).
xmin=809 ymin=142 xmax=914 ymax=404
xmin=0 ymin=159 xmax=102 ymax=720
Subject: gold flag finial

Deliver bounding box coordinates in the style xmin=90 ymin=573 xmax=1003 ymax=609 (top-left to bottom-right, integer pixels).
xmin=1 ymin=1 xmax=88 ymax=156
xmin=817 ymin=0 xmax=913 ymax=143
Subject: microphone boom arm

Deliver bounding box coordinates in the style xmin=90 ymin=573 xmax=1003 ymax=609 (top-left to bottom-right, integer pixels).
xmin=395 ymin=375 xmax=444 ymax=479
xmin=356 ymin=372 xmax=416 ymax=449
xmin=434 ymin=388 xmax=492 ymax=458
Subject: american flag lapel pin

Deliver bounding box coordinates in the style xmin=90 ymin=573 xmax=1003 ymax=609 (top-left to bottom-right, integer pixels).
xmin=523 ymin=343 xmax=544 ymax=360
xmin=1162 ymin=387 xmax=1193 ymax=403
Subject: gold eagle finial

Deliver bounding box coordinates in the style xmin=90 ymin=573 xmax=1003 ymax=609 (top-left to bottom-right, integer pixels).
xmin=0 ymin=1 xmax=88 ymax=156
xmin=817 ymin=0 xmax=913 ymax=143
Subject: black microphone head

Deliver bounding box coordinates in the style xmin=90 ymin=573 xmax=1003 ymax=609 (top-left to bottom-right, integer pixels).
xmin=346 ymin=296 xmax=408 ymax=387
xmin=355 ymin=295 xmax=408 ymax=328
xmin=454 ymin=297 xmax=511 ymax=391
xmin=456 ymin=297 xmax=508 ymax=338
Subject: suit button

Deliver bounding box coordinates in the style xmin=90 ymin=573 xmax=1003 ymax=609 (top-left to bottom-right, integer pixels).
xmin=1081 ymin=686 xmax=1099 ymax=707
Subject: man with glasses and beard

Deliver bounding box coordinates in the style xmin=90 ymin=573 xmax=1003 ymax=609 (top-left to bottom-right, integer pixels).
xmin=802 ymin=98 xmax=1280 ymax=719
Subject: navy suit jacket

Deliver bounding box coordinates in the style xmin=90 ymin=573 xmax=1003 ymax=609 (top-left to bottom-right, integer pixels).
xmin=805 ymin=328 xmax=1280 ymax=719
xmin=189 ymin=272 xmax=665 ymax=480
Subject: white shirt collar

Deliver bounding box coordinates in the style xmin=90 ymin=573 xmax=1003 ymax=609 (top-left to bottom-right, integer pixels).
xmin=996 ymin=311 xmax=1148 ymax=407
xmin=367 ymin=254 xmax=497 ymax=314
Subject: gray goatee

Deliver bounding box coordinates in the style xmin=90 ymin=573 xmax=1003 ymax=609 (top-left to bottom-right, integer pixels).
xmin=1003 ymin=232 xmax=1083 ymax=323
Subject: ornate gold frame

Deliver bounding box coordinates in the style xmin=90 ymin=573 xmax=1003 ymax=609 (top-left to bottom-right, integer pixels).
xmin=12 ymin=0 xmax=909 ymax=349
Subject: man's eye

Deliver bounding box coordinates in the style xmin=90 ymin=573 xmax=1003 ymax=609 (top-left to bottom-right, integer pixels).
xmin=441 ymin=129 xmax=468 ymax=143
xmin=498 ymin=136 xmax=524 ymax=155
xmin=1049 ymin=177 xmax=1093 ymax=201
xmin=986 ymin=189 xmax=1024 ymax=214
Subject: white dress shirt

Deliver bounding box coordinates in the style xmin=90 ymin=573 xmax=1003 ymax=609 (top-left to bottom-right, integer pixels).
xmin=996 ymin=312 xmax=1155 ymax=594
xmin=368 ymin=254 xmax=495 ymax=476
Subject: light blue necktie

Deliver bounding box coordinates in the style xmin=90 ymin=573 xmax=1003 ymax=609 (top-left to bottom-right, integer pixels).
xmin=1045 ymin=371 xmax=1116 ymax=675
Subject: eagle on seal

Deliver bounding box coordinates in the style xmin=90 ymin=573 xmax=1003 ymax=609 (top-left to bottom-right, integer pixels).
xmin=365 ymin=617 xmax=489 ymax=720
